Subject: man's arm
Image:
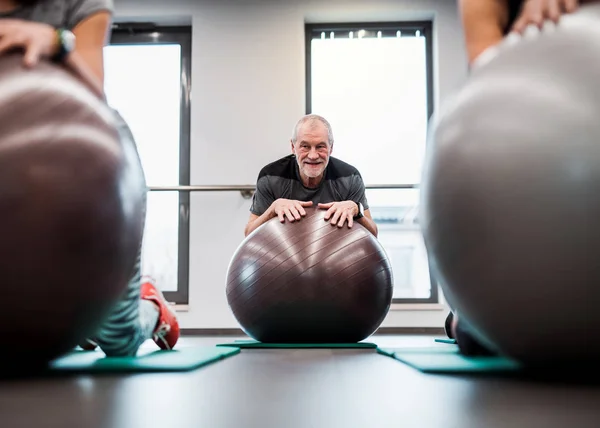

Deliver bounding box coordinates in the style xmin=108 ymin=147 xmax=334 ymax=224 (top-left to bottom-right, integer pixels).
xmin=357 ymin=209 xmax=378 ymax=238
xmin=347 ymin=173 xmax=378 ymax=237
xmin=245 ymin=173 xmax=276 ymax=237
xmin=245 ymin=210 xmax=273 ymax=237
xmin=244 ymin=199 xmax=315 ymax=237
xmin=458 ymin=0 xmax=510 ymax=64
xmin=317 ymin=201 xmax=378 ymax=237
xmin=319 ymin=172 xmax=379 ymax=237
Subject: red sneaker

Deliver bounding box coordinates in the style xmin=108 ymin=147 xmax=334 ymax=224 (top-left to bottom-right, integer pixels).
xmin=140 ymin=277 xmax=180 ymax=350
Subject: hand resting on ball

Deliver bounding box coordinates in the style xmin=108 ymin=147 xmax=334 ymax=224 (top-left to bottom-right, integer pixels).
xmin=270 ymin=198 xmax=361 ymax=229
xmin=0 ymin=19 xmax=58 ymax=67
xmin=244 ymin=197 xmax=378 ymax=237
xmin=268 ymin=198 xmax=359 ymax=228
xmin=0 ymin=12 xmax=111 ymax=100
xmin=511 ymin=0 xmax=579 ymax=34
xmin=268 ymin=198 xmax=360 ymax=229
xmin=318 ymin=201 xmax=359 ymax=228
xmin=270 ymin=198 xmax=314 ymax=223
xmin=459 ymin=0 xmax=590 ymax=66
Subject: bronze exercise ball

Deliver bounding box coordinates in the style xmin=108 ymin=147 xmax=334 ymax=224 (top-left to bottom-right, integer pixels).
xmin=0 ymin=53 xmax=147 ymax=369
xmin=226 ymin=207 xmax=394 ymax=343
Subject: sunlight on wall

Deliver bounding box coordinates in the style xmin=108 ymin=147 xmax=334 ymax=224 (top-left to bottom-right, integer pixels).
xmin=104 ymin=44 xmax=182 ymax=292
xmin=310 ymin=33 xmax=431 ymax=298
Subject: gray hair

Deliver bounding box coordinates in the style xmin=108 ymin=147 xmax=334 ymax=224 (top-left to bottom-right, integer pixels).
xmin=291 ymin=114 xmax=334 ymax=146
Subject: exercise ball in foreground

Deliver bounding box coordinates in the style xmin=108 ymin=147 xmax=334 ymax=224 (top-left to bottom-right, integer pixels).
xmin=420 ymin=3 xmax=600 ymax=367
xmin=0 ymin=53 xmax=147 ymax=369
xmin=226 ymin=207 xmax=393 ymax=343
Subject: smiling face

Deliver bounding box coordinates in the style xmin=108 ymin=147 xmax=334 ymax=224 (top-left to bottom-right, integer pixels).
xmin=291 ymin=119 xmax=333 ymax=188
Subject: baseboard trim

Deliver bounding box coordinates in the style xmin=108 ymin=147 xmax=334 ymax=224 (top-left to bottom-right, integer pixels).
xmin=181 ymin=328 xmax=245 ymax=336
xmin=375 ymin=327 xmax=445 ymax=335
xmin=180 ymin=327 xmax=445 ymax=336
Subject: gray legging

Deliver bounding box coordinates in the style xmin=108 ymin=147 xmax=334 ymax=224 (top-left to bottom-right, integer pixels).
xmin=93 ymin=249 xmax=159 ymax=356
xmin=91 ymin=110 xmax=159 ymax=357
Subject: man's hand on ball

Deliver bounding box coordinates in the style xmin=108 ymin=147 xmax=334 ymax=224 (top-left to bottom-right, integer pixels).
xmin=318 ymin=201 xmax=358 ymax=228
xmin=0 ymin=19 xmax=59 ymax=67
xmin=271 ymin=199 xmax=313 ymax=223
xmin=511 ymin=0 xmax=578 ymax=34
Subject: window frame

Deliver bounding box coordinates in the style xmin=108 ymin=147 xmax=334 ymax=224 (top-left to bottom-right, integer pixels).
xmin=304 ymin=21 xmax=438 ymax=304
xmin=108 ymin=23 xmax=192 ymax=305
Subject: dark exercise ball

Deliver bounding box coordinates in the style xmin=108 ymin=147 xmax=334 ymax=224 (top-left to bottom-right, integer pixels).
xmin=420 ymin=3 xmax=600 ymax=367
xmin=226 ymin=207 xmax=393 ymax=343
xmin=0 ymin=53 xmax=147 ymax=369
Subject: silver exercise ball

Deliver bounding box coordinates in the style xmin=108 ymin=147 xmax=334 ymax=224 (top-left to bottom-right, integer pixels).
xmin=420 ymin=3 xmax=600 ymax=366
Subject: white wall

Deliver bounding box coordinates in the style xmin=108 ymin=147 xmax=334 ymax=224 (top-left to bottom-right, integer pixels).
xmin=114 ymin=0 xmax=469 ymax=330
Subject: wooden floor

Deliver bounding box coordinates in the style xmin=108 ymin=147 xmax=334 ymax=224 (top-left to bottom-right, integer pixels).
xmin=1 ymin=335 xmax=600 ymax=428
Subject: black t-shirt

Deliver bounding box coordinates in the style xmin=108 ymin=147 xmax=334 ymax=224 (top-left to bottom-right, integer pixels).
xmin=249 ymin=155 xmax=369 ymax=216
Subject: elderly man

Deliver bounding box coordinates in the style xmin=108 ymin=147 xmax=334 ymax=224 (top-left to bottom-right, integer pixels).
xmin=245 ymin=114 xmax=378 ymax=237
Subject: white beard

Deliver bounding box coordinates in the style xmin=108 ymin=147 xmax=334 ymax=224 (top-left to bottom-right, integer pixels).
xmin=299 ymin=162 xmax=325 ymax=179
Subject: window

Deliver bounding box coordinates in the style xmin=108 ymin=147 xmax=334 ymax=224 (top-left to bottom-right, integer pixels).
xmin=305 ymin=21 xmax=437 ymax=304
xmin=104 ymin=24 xmax=192 ymax=304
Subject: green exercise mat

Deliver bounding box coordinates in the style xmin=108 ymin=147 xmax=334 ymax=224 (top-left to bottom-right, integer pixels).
xmin=435 ymin=338 xmax=457 ymax=344
xmin=48 ymin=346 xmax=240 ymax=373
xmin=216 ymin=339 xmax=377 ymax=349
xmin=377 ymin=345 xmax=522 ymax=374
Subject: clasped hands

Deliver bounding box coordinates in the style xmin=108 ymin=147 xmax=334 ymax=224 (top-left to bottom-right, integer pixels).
xmin=270 ymin=199 xmax=359 ymax=228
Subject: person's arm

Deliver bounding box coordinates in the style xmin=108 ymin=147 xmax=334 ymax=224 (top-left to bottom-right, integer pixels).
xmin=245 ymin=173 xmax=276 ymax=237
xmin=245 ymin=211 xmax=274 ymax=237
xmin=348 ymin=172 xmax=378 ymax=237
xmin=0 ymin=9 xmax=111 ymax=100
xmin=357 ymin=209 xmax=378 ymax=238
xmin=458 ymin=0 xmax=510 ymax=65
xmin=244 ymin=199 xmax=314 ymax=237
xmin=244 ymin=173 xmax=314 ymax=237
xmin=316 ymin=201 xmax=378 ymax=237
xmin=69 ymin=11 xmax=112 ymax=88
xmin=317 ymin=172 xmax=378 ymax=237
